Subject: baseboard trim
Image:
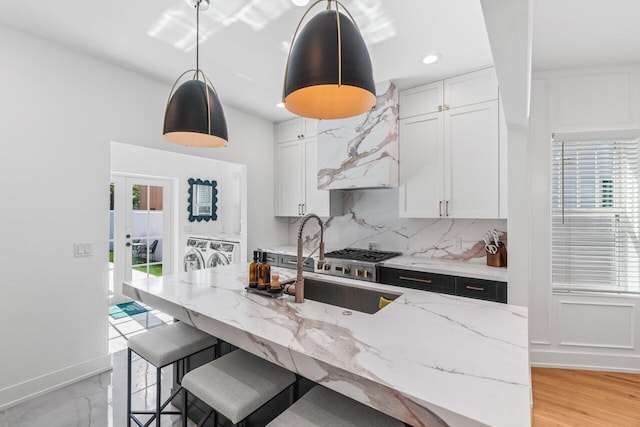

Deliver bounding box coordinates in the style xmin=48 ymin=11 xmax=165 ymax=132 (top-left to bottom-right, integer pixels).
xmin=0 ymin=353 xmax=113 ymax=411
xmin=531 ymin=349 xmax=640 ymax=374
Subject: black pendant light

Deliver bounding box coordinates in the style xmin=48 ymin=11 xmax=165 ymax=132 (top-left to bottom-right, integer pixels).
xmin=163 ymin=0 xmax=228 ymax=147
xmin=283 ymin=0 xmax=376 ymax=119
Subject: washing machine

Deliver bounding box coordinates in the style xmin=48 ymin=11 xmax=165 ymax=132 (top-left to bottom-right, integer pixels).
xmin=184 ymin=236 xmax=241 ymax=272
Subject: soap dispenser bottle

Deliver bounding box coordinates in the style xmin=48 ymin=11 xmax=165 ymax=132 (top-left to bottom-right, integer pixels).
xmin=258 ymin=252 xmax=271 ymax=290
xmin=249 ymin=251 xmax=260 ymax=288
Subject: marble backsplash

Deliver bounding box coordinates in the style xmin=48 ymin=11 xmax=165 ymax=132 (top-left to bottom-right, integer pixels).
xmin=288 ymin=188 xmax=507 ymax=263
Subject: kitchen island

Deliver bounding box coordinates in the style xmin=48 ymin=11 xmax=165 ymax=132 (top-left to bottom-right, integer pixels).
xmin=124 ymin=263 xmax=530 ymax=427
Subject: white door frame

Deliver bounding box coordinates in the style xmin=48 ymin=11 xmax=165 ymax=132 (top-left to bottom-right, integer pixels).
xmin=110 ymin=173 xmax=173 ymax=304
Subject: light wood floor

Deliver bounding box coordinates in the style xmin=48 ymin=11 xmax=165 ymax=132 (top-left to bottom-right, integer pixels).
xmin=532 ymin=367 xmax=640 ymax=426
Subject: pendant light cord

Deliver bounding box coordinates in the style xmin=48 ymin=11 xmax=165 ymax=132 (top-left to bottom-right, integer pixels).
xmin=196 ymin=1 xmax=200 ymax=72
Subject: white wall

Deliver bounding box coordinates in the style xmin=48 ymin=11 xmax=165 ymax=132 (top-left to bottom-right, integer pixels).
xmin=529 ymin=64 xmax=640 ymax=372
xmin=0 ymin=23 xmax=286 ymax=409
xmin=480 ymin=0 xmax=532 ymax=307
xmin=111 ymin=142 xmax=248 ymax=270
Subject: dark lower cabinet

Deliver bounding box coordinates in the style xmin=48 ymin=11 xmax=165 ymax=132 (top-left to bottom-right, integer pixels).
xmin=278 ymin=254 xmax=315 ymax=272
xmin=379 ymin=267 xmax=507 ymax=303
xmin=264 ymin=252 xmax=279 ymax=265
xmin=378 ymin=268 xmax=456 ymax=295
xmin=455 ymin=277 xmax=507 ymax=303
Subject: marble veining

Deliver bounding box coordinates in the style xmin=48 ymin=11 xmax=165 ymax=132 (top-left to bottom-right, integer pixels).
xmin=124 ymin=264 xmax=530 ymax=427
xmin=318 ymin=81 xmax=398 ymax=190
xmin=288 ymin=188 xmax=507 ymax=270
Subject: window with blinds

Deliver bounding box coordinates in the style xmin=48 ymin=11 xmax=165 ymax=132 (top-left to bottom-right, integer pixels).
xmin=551 ymin=138 xmax=640 ymax=294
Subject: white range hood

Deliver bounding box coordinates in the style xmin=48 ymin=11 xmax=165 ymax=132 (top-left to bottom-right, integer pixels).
xmin=317 ymin=81 xmax=398 ymax=190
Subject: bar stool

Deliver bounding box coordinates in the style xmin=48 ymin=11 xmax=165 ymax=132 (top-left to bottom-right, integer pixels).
xmin=127 ymin=321 xmax=218 ymax=427
xmin=267 ymin=385 xmax=405 ymax=427
xmin=181 ymin=349 xmax=296 ymax=426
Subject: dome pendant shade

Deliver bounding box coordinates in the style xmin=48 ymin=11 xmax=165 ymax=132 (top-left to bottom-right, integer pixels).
xmin=284 ymin=9 xmax=376 ymax=119
xmin=163 ymin=79 xmax=228 ymax=147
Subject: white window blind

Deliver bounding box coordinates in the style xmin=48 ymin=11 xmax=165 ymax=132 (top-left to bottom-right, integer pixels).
xmin=552 ymin=138 xmax=640 ymax=294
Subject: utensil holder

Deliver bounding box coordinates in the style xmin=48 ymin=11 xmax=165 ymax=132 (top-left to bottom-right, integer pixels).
xmin=486 ymin=245 xmax=507 ymax=267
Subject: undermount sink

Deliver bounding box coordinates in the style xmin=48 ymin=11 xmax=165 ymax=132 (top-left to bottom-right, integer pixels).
xmin=303 ymin=278 xmax=402 ymax=314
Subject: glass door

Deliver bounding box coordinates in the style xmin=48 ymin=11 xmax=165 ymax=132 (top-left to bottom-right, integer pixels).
xmin=110 ymin=175 xmax=172 ymax=303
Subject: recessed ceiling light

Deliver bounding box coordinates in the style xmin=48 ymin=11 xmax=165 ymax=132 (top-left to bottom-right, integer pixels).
xmin=422 ymin=53 xmax=440 ymax=64
xmin=276 ymin=102 xmax=285 ymax=108
xmin=292 ymin=0 xmax=310 ymax=6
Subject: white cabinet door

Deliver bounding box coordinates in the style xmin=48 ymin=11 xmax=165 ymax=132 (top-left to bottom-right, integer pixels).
xmin=399 ymin=112 xmax=444 ymax=218
xmin=399 ymin=81 xmax=443 ymax=119
xmin=277 ymin=118 xmax=319 ymax=143
xmin=277 ymin=119 xmax=303 ymax=143
xmin=301 ymin=118 xmax=318 ymax=139
xmin=276 ymin=140 xmax=304 ymax=216
xmin=444 ymin=100 xmax=499 ymax=218
xmin=444 ymin=68 xmax=498 ymax=109
xmin=303 ymin=137 xmax=330 ymax=216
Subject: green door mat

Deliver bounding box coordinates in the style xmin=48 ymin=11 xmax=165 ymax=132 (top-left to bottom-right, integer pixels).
xmin=109 ymin=301 xmax=150 ymax=319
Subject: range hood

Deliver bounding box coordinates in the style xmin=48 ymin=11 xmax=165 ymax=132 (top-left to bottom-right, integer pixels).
xmin=317 ymin=81 xmax=398 ymax=190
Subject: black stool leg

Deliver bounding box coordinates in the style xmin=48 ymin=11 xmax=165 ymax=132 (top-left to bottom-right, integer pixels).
xmin=156 ymin=366 xmax=162 ymax=427
xmin=182 ymin=388 xmax=188 ymax=427
xmin=127 ymin=348 xmax=132 ymax=427
xmin=293 ymin=374 xmax=300 ymax=401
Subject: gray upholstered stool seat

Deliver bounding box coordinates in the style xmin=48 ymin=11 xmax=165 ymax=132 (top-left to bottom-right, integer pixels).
xmin=182 ymin=349 xmax=296 ymax=425
xmin=267 ymin=385 xmax=404 ymax=427
xmin=127 ymin=321 xmax=218 ymax=427
xmin=128 ymin=321 xmax=218 ymax=367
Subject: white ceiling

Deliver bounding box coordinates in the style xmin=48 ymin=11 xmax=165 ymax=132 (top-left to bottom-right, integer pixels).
xmin=533 ymin=0 xmax=640 ymax=71
xmin=0 ymin=0 xmax=494 ymax=122
xmin=3 ymin=1 xmax=637 ymax=122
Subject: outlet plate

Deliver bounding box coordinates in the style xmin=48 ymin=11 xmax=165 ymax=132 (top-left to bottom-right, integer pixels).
xmin=453 ymin=238 xmax=462 ymax=250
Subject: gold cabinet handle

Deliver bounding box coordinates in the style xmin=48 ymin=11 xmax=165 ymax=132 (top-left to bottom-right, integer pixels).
xmin=399 ymin=276 xmax=432 ymax=284
xmin=444 ymin=104 xmax=449 ymax=110
xmin=465 ymin=285 xmax=485 ymax=291
xmin=438 ymin=104 xmax=443 ymax=111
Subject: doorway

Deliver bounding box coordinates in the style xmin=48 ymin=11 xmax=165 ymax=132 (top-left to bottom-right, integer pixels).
xmin=109 ymin=175 xmax=173 ymax=303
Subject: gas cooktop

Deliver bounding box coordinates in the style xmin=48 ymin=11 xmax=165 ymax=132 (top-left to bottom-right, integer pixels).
xmin=324 ymin=248 xmax=402 ymax=263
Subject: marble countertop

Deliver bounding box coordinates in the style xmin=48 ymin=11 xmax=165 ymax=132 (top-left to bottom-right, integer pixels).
xmin=380 ymin=256 xmax=508 ymax=282
xmin=124 ymin=264 xmax=529 ymax=427
xmin=260 ymin=246 xmax=507 ymax=282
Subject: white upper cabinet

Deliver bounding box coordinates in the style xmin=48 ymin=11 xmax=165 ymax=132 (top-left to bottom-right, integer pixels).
xmin=444 ymin=101 xmax=499 ymax=218
xmin=276 ymin=117 xmax=318 ymax=143
xmin=303 ymin=137 xmax=331 ymax=215
xmin=443 ymin=67 xmax=499 ymax=109
xmin=275 ymin=119 xmax=340 ymax=217
xmin=399 ymin=68 xmax=504 ymax=219
xmin=275 ymin=139 xmax=304 ymax=216
xmin=399 ymin=68 xmax=498 ymax=120
xmin=399 ymin=112 xmax=444 ymax=217
xmin=399 ymin=81 xmax=443 ymax=118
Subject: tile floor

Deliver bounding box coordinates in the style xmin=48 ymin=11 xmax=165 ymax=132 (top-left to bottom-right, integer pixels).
xmin=0 ymin=349 xmax=199 ymax=427
xmin=0 ymin=304 xmax=191 ymax=426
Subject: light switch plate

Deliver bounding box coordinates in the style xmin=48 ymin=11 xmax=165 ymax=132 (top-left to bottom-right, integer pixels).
xmin=74 ymin=242 xmax=93 ymax=257
xmin=453 ymin=238 xmax=462 ymax=250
